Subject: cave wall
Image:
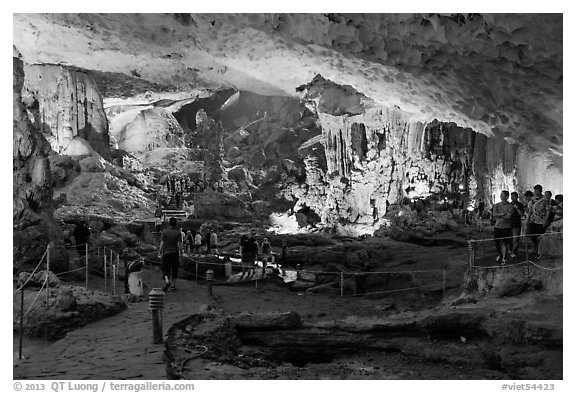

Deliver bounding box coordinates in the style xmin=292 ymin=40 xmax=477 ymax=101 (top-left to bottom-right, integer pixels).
xmin=107 ymin=106 xmax=184 ymax=154
xmin=13 ymin=53 xmax=68 ymax=272
xmin=296 ymin=78 xmax=562 ymax=230
xmin=22 ymin=64 xmax=110 ymax=156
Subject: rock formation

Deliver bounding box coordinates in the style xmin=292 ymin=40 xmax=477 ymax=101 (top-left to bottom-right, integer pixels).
xmin=22 ymin=64 xmax=110 ymax=156
xmin=13 ymin=50 xmax=68 ymax=272
xmin=107 ymin=106 xmax=184 ymax=154
xmin=291 ymin=75 xmax=562 ymax=233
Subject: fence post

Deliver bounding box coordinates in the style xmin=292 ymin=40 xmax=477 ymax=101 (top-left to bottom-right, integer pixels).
xmin=124 ymin=257 xmax=129 ymax=294
xmin=442 ymin=270 xmax=446 ymax=298
xmin=85 ymin=243 xmax=89 ymax=290
xmin=148 ymin=288 xmax=164 ymax=344
xmin=195 ymin=260 xmax=198 ymax=281
xmin=525 ymin=234 xmax=529 ymax=263
xmin=104 ymin=251 xmax=108 ymax=293
xmin=467 ymin=240 xmax=475 ymax=268
xmin=46 ymin=243 xmax=50 ymax=309
xmin=340 ymin=272 xmax=344 ymax=297
xmin=19 ymin=288 xmax=24 ymax=360
xmin=206 ymin=269 xmax=214 ymax=297
xmin=112 ymin=263 xmax=116 ymax=296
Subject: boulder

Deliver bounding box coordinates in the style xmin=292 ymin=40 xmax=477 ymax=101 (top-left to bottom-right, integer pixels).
xmin=62 ymin=137 xmax=95 ymax=156
xmin=55 ymin=287 xmax=77 ymax=311
xmin=232 ymin=311 xmax=303 ymax=330
xmin=18 ymin=270 xmax=60 ymax=288
xmin=79 ymin=155 xmax=106 ymax=172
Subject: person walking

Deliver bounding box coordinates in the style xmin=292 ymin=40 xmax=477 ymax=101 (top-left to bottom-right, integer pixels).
xmin=492 ymin=190 xmax=514 ymax=265
xmin=157 ymin=218 xmax=182 ymax=292
xmin=154 ymin=204 xmax=164 ymax=234
xmin=509 ymin=192 xmax=524 ymax=258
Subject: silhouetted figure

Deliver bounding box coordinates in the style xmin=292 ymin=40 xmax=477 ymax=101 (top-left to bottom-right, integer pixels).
xmin=158 ymin=217 xmax=182 ymax=292
xmin=73 ymin=221 xmax=91 ymax=257
xmin=175 ymin=192 xmax=182 ymax=209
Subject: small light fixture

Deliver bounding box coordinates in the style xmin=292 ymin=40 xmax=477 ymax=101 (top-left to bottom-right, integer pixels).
xmin=458 ymin=183 xmax=465 ymax=190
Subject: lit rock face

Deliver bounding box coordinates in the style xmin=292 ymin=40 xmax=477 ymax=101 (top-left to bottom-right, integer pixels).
xmin=22 ymin=64 xmax=109 ymax=155
xmin=106 ymin=106 xmax=184 ymax=154
xmin=13 ymin=53 xmax=68 ymax=271
xmin=13 ymin=13 xmax=562 ymax=156
xmin=293 ymin=77 xmax=562 ymax=231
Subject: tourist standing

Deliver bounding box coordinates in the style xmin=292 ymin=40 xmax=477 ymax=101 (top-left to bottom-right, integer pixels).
xmin=509 ymin=192 xmax=524 ymax=258
xmin=194 ymin=231 xmax=202 ymax=255
xmin=527 ymin=184 xmax=550 ymax=257
xmin=158 ymin=217 xmax=182 ymax=292
xmin=204 ymin=231 xmax=211 ymax=254
xmin=210 ymin=229 xmax=219 ymax=255
xmin=185 ymin=230 xmax=193 ymax=254
xmin=261 ymin=237 xmax=272 ymax=268
xmin=492 ymin=191 xmax=514 ymax=265
xmin=175 ymin=191 xmax=182 ymax=210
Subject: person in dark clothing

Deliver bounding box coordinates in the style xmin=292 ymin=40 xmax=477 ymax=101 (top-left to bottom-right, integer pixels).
xmin=477 ymin=200 xmax=485 ymax=219
xmin=510 ymin=191 xmax=525 ymax=257
xmin=73 ymin=221 xmax=91 ymax=257
xmin=170 ymin=177 xmax=175 ymax=194
xmin=205 ymin=231 xmax=211 ymax=254
xmin=175 ymin=191 xmax=182 ymax=209
xmin=281 ymin=240 xmax=288 ymax=267
xmin=158 ymin=217 xmax=182 ymax=292
xmin=247 ymin=236 xmax=259 ymax=268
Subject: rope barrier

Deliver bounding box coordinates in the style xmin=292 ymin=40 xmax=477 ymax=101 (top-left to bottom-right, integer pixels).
xmin=473 ymin=261 xmax=527 ymax=269
xmin=527 ymin=260 xmax=563 ymax=272
xmin=470 ymin=231 xmax=563 ymax=244
xmin=180 ymin=345 xmax=209 ymax=369
xmin=344 ymin=282 xmax=445 ymax=297
xmin=16 ymin=249 xmax=48 ymax=291
xmin=14 ymin=278 xmax=49 ymax=326
xmin=55 ymin=267 xmax=87 ymax=277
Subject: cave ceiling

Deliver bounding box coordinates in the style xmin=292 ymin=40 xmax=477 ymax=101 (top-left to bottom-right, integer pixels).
xmin=13 ymin=13 xmax=563 ymax=155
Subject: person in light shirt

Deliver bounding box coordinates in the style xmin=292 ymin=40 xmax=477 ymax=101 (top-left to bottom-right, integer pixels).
xmin=491 ymin=190 xmax=514 ymax=265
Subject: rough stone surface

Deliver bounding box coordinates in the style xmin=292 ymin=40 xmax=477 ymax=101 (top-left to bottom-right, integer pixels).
xmin=13 ymin=54 xmax=69 ymax=272
xmin=22 ymin=63 xmax=110 ymax=155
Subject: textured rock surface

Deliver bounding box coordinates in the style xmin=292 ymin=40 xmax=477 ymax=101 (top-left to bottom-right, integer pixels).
xmin=22 ymin=64 xmax=110 ymax=155
xmin=292 ymin=77 xmax=562 ymax=231
xmin=13 ymin=53 xmax=69 ymax=272
xmin=107 ymin=106 xmax=184 ymax=154
xmin=14 ymin=285 xmax=127 ymax=340
xmin=13 ymin=13 xmax=562 ymax=155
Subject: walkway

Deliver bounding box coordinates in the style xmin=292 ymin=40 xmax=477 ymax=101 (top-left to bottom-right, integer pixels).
xmin=14 ymin=271 xmax=211 ymax=380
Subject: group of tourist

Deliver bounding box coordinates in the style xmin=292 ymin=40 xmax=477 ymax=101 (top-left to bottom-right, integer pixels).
xmin=239 ymin=235 xmax=289 ymax=274
xmin=178 ymin=228 xmax=219 ymax=255
xmin=491 ymin=184 xmax=563 ymax=265
xmin=164 ymin=175 xmax=224 ymax=197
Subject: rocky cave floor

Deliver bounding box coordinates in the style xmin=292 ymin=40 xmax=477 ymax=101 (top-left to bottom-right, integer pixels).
xmin=13 ymin=229 xmax=563 ymax=380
